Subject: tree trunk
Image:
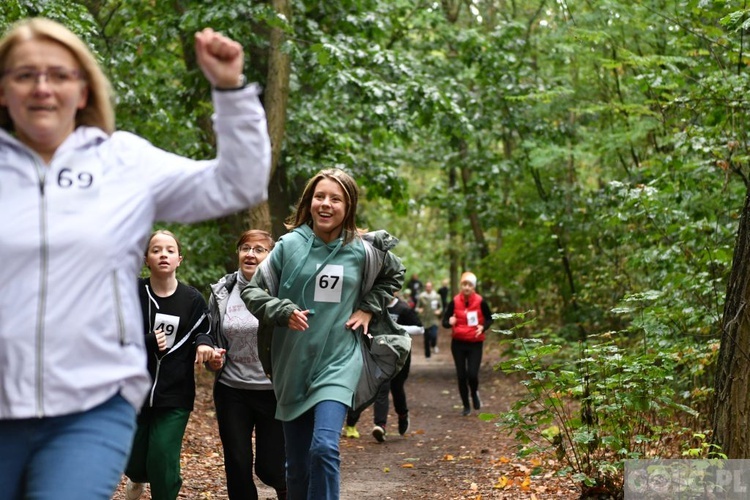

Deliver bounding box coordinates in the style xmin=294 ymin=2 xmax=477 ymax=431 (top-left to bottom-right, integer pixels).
xmin=247 ymin=0 xmax=292 ymax=233
xmin=459 ymin=160 xmax=489 ymax=260
xmin=447 ymin=166 xmax=459 ymax=296
xmin=713 ymin=186 xmax=750 ymax=457
xmin=181 ymin=0 xmax=292 ymax=238
xmin=440 ymin=0 xmax=462 ymax=23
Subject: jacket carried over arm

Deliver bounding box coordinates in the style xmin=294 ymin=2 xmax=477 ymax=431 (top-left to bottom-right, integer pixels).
xmin=242 ymin=228 xmax=410 ymax=415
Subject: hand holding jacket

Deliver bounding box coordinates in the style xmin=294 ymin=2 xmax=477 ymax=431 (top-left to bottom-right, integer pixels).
xmin=346 ymin=309 xmax=374 ymax=337
xmin=241 ymin=229 xmax=406 ymax=380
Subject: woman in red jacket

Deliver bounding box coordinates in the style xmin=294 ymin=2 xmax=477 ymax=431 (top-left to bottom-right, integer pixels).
xmin=442 ymin=272 xmax=493 ymax=416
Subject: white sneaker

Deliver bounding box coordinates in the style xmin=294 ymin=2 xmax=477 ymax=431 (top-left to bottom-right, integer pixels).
xmin=125 ymin=479 xmax=144 ymax=500
xmin=433 ymin=346 xmax=439 ymax=354
xmin=372 ymin=425 xmax=386 ymax=443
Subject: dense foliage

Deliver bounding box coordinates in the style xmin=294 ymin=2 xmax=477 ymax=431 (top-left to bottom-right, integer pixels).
xmin=3 ymin=0 xmax=750 ymax=493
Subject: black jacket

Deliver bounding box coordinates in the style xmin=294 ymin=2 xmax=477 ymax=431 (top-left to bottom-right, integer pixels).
xmin=388 ymin=298 xmax=422 ymax=328
xmin=138 ymin=278 xmax=212 ymax=410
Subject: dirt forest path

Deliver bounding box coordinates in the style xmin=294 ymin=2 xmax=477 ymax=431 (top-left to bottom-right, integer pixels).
xmin=113 ymin=330 xmax=580 ymax=499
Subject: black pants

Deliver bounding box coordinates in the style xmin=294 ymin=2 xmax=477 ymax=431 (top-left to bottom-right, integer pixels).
xmin=347 ymin=352 xmax=411 ymax=427
xmin=213 ymin=382 xmax=286 ymax=499
xmin=424 ymin=325 xmax=438 ymax=357
xmin=450 ymin=339 xmax=483 ymax=409
xmin=373 ymin=352 xmax=411 ymax=426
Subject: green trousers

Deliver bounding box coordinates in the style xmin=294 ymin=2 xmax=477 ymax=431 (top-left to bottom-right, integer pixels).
xmin=125 ymin=406 xmax=191 ymax=500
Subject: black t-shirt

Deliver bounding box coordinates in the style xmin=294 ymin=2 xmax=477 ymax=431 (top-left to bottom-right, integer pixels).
xmin=438 ymin=285 xmax=449 ymax=310
xmin=388 ymin=299 xmax=422 ymax=327
xmin=138 ymin=278 xmax=211 ymax=409
xmin=407 ymin=279 xmax=423 ymax=305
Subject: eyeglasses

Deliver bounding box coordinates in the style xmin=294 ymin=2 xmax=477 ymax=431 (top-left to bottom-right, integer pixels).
xmin=239 ymin=245 xmax=269 ymax=255
xmin=3 ymin=66 xmax=83 ymax=87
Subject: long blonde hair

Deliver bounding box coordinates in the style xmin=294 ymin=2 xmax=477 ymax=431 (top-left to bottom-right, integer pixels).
xmin=0 ymin=17 xmax=115 ymax=134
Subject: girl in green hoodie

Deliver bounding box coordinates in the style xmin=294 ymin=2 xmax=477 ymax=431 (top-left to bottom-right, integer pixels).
xmin=242 ymin=168 xmax=404 ymax=499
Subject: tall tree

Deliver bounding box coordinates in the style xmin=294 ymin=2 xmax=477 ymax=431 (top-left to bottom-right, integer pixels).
xmin=260 ymin=0 xmax=293 ymax=236
xmin=714 ymin=186 xmax=750 ymax=457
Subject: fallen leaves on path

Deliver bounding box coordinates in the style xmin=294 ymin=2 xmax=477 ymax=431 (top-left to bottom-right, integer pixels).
xmin=113 ymin=341 xmax=581 ymax=499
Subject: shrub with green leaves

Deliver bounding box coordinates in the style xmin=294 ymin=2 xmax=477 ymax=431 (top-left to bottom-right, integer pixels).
xmin=493 ymin=311 xmax=715 ymax=495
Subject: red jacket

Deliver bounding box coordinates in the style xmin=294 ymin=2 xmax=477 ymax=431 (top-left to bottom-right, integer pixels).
xmin=451 ymin=292 xmax=486 ymax=342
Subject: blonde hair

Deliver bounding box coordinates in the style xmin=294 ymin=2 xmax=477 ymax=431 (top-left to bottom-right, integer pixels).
xmin=0 ymin=18 xmax=115 ymax=134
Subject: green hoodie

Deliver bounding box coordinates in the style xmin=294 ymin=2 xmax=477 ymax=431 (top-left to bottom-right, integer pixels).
xmin=242 ymin=224 xmax=404 ymax=421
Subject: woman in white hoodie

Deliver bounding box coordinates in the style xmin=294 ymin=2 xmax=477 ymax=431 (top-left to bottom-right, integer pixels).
xmin=0 ymin=17 xmax=270 ymax=500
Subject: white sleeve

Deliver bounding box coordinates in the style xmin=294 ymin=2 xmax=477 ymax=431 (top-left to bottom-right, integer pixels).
xmin=401 ymin=324 xmax=425 ymax=336
xmin=130 ymin=83 xmax=271 ymax=223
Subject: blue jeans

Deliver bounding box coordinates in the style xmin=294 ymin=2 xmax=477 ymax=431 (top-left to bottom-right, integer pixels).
xmin=283 ymin=400 xmax=347 ymax=500
xmin=0 ymin=393 xmax=137 ymax=500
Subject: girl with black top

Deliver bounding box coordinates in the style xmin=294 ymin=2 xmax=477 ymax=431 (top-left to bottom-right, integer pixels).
xmin=125 ymin=230 xmax=217 ymax=500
